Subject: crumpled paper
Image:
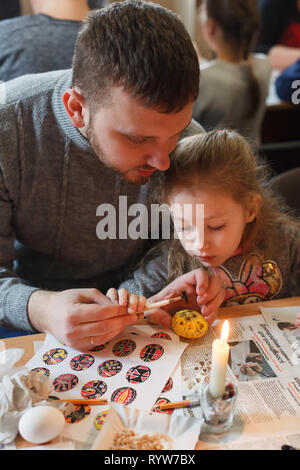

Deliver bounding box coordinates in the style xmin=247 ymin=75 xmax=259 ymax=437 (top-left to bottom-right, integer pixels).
xmin=0 ymin=348 xmax=73 ymax=444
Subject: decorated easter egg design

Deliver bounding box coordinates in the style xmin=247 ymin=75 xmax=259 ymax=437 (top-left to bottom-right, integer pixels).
xmin=81 ymin=380 xmax=107 ymax=399
xmin=111 ymin=387 xmax=137 ymax=405
xmin=113 ymin=339 xmax=136 ymax=357
xmin=162 ymin=377 xmax=173 ymax=393
xmin=43 ymin=348 xmax=67 ymax=365
xmin=126 ymin=365 xmax=151 ymax=384
xmin=70 ymin=354 xmax=95 ymax=371
xmin=94 ymin=410 xmax=109 ymax=430
xmin=98 ymin=359 xmax=122 ymax=377
xmin=31 ymin=367 xmax=50 ymax=377
xmin=151 ymin=332 xmax=172 ymax=340
xmin=65 ymin=405 xmax=91 ymax=424
xmin=139 ymin=344 xmax=164 ymax=362
xmin=153 ymin=397 xmax=174 ymax=415
xmin=53 ymin=373 xmax=79 ymax=392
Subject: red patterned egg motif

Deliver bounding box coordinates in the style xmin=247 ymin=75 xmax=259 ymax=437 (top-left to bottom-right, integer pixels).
xmin=162 ymin=377 xmax=173 ymax=393
xmin=111 ymin=387 xmax=137 ymax=405
xmin=151 ymin=332 xmax=172 ymax=340
xmin=81 ymin=380 xmax=108 ymax=399
xmin=43 ymin=348 xmax=67 ymax=365
xmin=70 ymin=354 xmax=95 ymax=371
xmin=139 ymin=344 xmax=164 ymax=362
xmin=31 ymin=367 xmax=50 ymax=377
xmin=65 ymin=405 xmax=91 ymax=424
xmin=126 ymin=365 xmax=151 ymax=384
xmin=53 ymin=373 xmax=79 ymax=392
xmin=113 ymin=339 xmax=136 ymax=357
xmin=98 ymin=359 xmax=123 ymax=377
xmin=153 ymin=397 xmax=174 ymax=415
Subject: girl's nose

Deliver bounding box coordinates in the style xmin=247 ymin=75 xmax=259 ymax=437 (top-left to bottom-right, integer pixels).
xmin=196 ymin=235 xmax=210 ymax=252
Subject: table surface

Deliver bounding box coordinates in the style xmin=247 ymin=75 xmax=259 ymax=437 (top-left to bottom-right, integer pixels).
xmin=3 ymin=296 xmax=300 ymax=450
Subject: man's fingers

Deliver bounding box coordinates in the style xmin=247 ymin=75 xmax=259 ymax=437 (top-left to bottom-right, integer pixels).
xmin=137 ymin=295 xmax=146 ymax=312
xmin=71 ymin=303 xmax=130 ymax=324
xmin=75 ymin=288 xmax=113 ymax=306
xmin=118 ymin=288 xmax=129 ymax=307
xmin=106 ymin=288 xmax=119 ymax=304
xmin=70 ymin=313 xmax=138 ymax=349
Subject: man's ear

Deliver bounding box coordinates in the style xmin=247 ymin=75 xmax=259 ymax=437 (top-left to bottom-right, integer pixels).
xmin=62 ymin=88 xmax=87 ymax=128
xmin=246 ymin=194 xmax=262 ymax=223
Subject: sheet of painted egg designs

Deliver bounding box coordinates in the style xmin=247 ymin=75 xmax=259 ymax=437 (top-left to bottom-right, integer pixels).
xmin=26 ymin=325 xmax=187 ymax=442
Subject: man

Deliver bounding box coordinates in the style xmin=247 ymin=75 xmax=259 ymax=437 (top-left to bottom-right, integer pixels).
xmin=0 ymin=0 xmax=107 ymax=82
xmin=0 ymin=1 xmax=223 ymax=349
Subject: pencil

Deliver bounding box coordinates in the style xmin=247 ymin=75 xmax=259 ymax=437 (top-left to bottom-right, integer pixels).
xmin=158 ymin=399 xmax=200 ymax=410
xmin=137 ymin=290 xmax=188 ymax=314
xmin=54 ymin=398 xmax=108 ymax=405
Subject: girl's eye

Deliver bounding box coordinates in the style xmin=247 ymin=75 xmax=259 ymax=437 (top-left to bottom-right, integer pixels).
xmin=208 ymin=224 xmax=225 ymax=231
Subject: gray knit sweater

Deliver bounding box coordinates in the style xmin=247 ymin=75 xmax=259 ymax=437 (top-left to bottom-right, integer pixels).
xmin=0 ymin=69 xmax=202 ymax=331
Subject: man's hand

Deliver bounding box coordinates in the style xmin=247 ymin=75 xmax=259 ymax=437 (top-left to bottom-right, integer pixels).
xmin=27 ymin=288 xmax=138 ymax=350
xmin=106 ymin=287 xmax=171 ymax=327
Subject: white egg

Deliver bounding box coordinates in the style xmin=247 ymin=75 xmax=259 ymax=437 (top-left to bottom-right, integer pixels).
xmin=18 ymin=405 xmax=65 ymax=444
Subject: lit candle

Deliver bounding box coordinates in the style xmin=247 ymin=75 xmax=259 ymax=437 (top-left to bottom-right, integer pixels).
xmin=209 ymin=320 xmax=230 ymax=398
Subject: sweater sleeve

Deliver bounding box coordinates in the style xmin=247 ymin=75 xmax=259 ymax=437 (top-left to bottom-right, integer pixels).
xmin=118 ymin=243 xmax=170 ymax=298
xmin=0 ymin=105 xmax=39 ymax=331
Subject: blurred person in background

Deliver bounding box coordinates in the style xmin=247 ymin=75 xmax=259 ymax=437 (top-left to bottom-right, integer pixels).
xmin=0 ymin=0 xmax=108 ymax=82
xmin=193 ymin=0 xmax=270 ymax=145
xmin=255 ymin=0 xmax=300 ymax=71
xmin=0 ymin=0 xmax=20 ymax=21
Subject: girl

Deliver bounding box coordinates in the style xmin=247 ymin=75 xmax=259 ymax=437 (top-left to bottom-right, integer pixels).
xmin=108 ymin=130 xmax=300 ymax=328
xmin=193 ymin=0 xmax=271 ymax=145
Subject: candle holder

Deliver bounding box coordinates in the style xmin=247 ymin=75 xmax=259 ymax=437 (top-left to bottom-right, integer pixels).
xmin=200 ymin=375 xmax=238 ymax=434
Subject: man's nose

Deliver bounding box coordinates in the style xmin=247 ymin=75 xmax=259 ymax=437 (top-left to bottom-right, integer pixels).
xmin=146 ymin=145 xmax=171 ymax=171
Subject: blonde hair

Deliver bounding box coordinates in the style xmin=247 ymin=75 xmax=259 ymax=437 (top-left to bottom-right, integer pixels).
xmin=149 ymin=129 xmax=299 ymax=282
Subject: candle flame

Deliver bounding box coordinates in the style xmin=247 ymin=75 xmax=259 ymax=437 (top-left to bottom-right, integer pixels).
xmin=221 ymin=320 xmax=229 ymax=342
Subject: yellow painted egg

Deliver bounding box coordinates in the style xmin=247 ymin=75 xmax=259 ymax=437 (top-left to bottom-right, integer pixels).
xmin=171 ymin=309 xmax=208 ymax=339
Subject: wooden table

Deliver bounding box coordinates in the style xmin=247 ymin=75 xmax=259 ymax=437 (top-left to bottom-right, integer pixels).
xmin=2 ymin=296 xmax=300 ymax=450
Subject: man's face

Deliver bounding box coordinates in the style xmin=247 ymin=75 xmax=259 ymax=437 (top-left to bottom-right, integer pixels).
xmin=84 ymin=87 xmax=193 ymax=185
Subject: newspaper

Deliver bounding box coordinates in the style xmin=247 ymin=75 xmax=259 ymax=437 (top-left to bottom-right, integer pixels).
xmin=190 ymin=305 xmax=300 ymax=450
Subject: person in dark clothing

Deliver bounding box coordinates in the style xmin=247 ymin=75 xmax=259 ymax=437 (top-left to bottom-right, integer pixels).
xmin=255 ymin=0 xmax=300 ymax=70
xmin=0 ymin=0 xmax=20 ymax=21
xmin=275 ymin=58 xmax=300 ymax=102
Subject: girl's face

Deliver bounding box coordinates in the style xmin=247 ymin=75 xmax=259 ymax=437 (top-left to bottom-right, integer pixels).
xmin=169 ymin=186 xmax=257 ymax=267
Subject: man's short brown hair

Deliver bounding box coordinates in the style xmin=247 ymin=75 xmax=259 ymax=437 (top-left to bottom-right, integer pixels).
xmin=72 ymin=0 xmax=199 ymax=112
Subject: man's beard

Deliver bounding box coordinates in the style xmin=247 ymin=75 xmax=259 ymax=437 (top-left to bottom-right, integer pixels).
xmin=85 ymin=124 xmax=151 ymax=186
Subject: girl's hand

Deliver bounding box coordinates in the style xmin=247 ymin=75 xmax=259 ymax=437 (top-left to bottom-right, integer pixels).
xmin=146 ymin=268 xmax=225 ymax=327
xmin=106 ymin=288 xmax=146 ymax=315
xmin=295 ymin=312 xmax=300 ymax=328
